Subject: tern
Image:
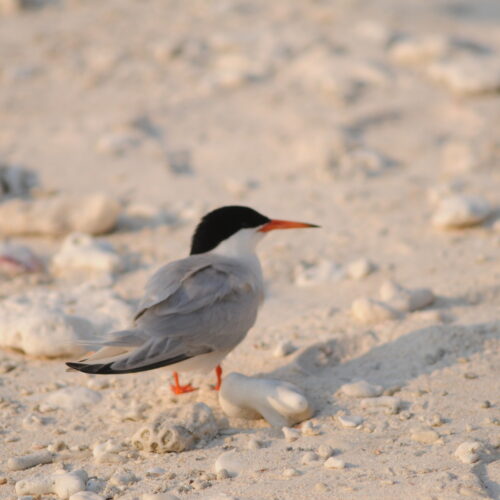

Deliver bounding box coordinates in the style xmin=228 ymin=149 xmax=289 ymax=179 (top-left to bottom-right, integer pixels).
xmin=66 ymin=206 xmax=318 ymax=394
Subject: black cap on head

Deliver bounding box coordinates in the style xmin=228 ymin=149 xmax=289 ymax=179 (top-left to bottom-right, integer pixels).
xmin=190 ymin=206 xmax=271 ymax=255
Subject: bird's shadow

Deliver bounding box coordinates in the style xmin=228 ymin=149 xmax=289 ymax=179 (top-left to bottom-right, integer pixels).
xmin=255 ymin=320 xmax=499 ymax=419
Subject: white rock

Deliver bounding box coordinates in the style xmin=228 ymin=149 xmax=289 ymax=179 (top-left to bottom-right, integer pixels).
xmin=0 ymin=287 xmax=132 ymax=357
xmin=0 ymin=242 xmax=44 ymax=277
xmin=339 ymin=380 xmax=383 ymax=398
xmin=410 ymin=428 xmax=441 ymax=444
xmin=432 ymin=195 xmax=492 ymax=229
xmin=45 ymin=387 xmax=102 ymax=410
xmin=109 ymin=469 xmax=139 ymax=486
xmin=145 ymin=467 xmax=166 ymax=478
xmin=52 ymin=233 xmax=123 ymax=276
xmin=283 ymin=468 xmax=302 ymax=477
xmin=282 ymin=426 xmax=300 ymax=442
xmin=70 ymin=493 xmax=105 ymax=500
xmin=16 ymin=470 xmax=87 ymax=499
xmin=8 ymin=451 xmax=53 ymax=471
xmin=301 ymin=420 xmax=321 ymax=436
xmin=324 ymin=457 xmax=345 ymax=469
xmin=132 ymin=403 xmax=218 ymax=453
xmin=360 ymin=396 xmax=402 ymax=414
xmin=427 ymin=55 xmax=500 ymax=95
xmin=301 ymin=451 xmax=319 ymax=464
xmin=338 ymin=415 xmax=364 ymax=428
xmin=92 ymin=440 xmax=125 ymax=464
xmin=351 ymin=297 xmax=397 ymax=324
xmin=379 ymin=281 xmax=435 ymax=312
xmin=454 ymin=441 xmax=482 ymax=464
xmin=346 ymin=258 xmax=375 ymax=280
xmin=273 ymin=340 xmax=297 ymax=358
xmin=389 ymin=35 xmax=451 ymax=65
xmin=315 ymin=445 xmax=333 ymax=459
xmin=0 ymin=163 xmax=37 ymax=198
xmin=0 ymin=193 xmax=120 ymax=236
xmin=214 ymin=450 xmax=243 ymax=477
xmin=219 ymin=372 xmax=313 ymax=427
xmin=53 ymin=471 xmax=88 ymax=500
xmin=294 ymin=259 xmax=342 ymax=286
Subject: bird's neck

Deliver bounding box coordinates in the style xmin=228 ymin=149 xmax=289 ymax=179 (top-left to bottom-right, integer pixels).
xmin=210 ymin=229 xmax=264 ymax=260
xmin=210 ymin=229 xmax=264 ymax=282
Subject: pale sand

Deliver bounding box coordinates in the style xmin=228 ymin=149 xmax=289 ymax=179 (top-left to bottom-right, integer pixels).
xmin=0 ymin=0 xmax=499 ymax=499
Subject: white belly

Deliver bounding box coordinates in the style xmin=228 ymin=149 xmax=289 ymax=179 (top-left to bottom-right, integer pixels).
xmin=163 ymin=350 xmax=230 ymax=374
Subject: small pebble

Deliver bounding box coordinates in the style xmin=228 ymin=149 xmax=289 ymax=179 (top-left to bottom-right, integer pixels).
xmin=8 ymin=451 xmax=53 ymax=471
xmin=338 ymin=415 xmax=364 ymax=428
xmin=346 ymin=258 xmax=375 ymax=280
xmin=301 ymin=420 xmax=321 ymax=436
xmin=109 ymin=469 xmax=139 ymax=486
xmin=247 ymin=437 xmax=263 ymax=450
xmin=360 ymin=396 xmax=402 ymax=414
xmin=432 ymin=195 xmax=491 ymax=229
xmin=283 ymin=468 xmax=302 ymax=478
xmin=351 ymin=297 xmax=397 ymax=324
xmin=145 ymin=467 xmax=166 ymax=478
xmin=427 ymin=414 xmax=444 ymax=427
xmin=314 ymin=482 xmax=329 ymax=492
xmin=455 ymin=441 xmax=482 ymax=464
xmin=324 ymin=457 xmax=346 ymax=469
xmin=410 ymin=429 xmax=440 ymax=444
xmin=273 ymin=340 xmax=297 ymax=358
xmin=282 ymin=427 xmax=300 ymax=442
xmin=301 ymin=451 xmax=319 ymax=464
xmin=317 ymin=444 xmax=334 ymax=459
xmin=214 ymin=450 xmax=243 ymax=477
xmin=339 ymin=380 xmax=383 ymax=398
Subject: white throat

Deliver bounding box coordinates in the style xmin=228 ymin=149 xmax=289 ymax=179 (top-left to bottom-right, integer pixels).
xmin=210 ymin=228 xmax=265 ymax=259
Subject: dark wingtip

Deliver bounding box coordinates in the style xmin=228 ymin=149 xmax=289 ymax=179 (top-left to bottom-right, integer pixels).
xmin=65 ymin=361 xmax=111 ymax=374
xmin=65 ymin=353 xmax=193 ymax=375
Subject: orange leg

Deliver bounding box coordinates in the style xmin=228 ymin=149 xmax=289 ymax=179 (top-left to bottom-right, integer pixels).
xmin=170 ymin=371 xmax=197 ymax=395
xmin=214 ymin=365 xmax=223 ymax=391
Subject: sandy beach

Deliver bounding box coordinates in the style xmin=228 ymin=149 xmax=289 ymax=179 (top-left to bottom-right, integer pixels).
xmin=0 ymin=0 xmax=499 ymax=499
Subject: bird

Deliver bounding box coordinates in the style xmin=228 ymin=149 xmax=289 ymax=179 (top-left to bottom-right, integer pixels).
xmin=66 ymin=206 xmax=318 ymax=394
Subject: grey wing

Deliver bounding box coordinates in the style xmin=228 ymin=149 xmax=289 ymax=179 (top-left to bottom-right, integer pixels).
xmin=134 ymin=256 xmax=213 ymax=320
xmin=100 ymin=257 xmax=261 ymax=372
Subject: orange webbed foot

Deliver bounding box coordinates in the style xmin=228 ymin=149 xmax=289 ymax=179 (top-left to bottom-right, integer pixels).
xmin=170 ymin=371 xmax=197 ymax=395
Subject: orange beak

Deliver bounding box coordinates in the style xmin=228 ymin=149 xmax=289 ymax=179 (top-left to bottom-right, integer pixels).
xmin=258 ymin=219 xmax=320 ymax=232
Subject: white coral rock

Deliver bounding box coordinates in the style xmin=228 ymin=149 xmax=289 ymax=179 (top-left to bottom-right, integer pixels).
xmin=0 ymin=288 xmax=131 ymax=357
xmin=432 ymin=195 xmax=491 ymax=229
xmin=351 ymin=297 xmax=397 ymax=324
xmin=346 ymin=258 xmax=375 ymax=280
xmin=0 ymin=193 xmax=120 ymax=236
xmin=51 ymin=233 xmax=123 ymax=276
xmin=379 ymin=281 xmax=435 ymax=312
xmin=15 ymin=470 xmax=87 ymax=499
xmin=132 ymin=403 xmax=218 ymax=453
xmin=454 ymin=441 xmax=482 ymax=464
xmin=218 ymin=372 xmax=313 ymax=427
xmin=339 ymin=380 xmax=383 ymax=398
